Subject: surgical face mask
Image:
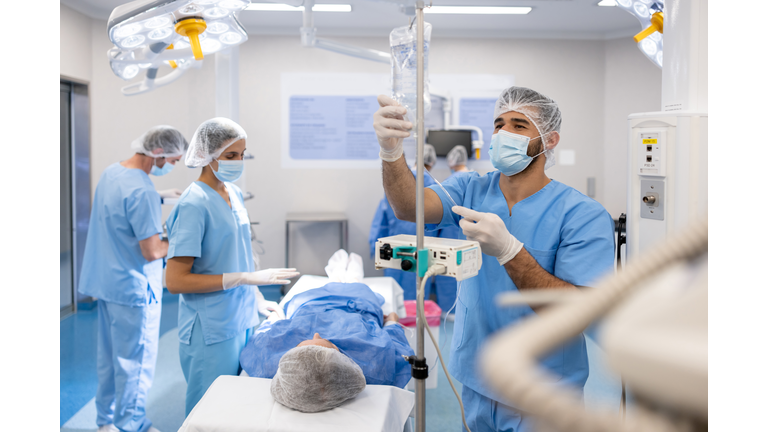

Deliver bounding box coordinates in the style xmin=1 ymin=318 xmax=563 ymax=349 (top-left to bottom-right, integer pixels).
xmin=150 ymin=159 xmax=174 ymax=176
xmin=488 ymin=129 xmax=546 ymax=176
xmin=212 ymin=159 xmax=244 ymax=182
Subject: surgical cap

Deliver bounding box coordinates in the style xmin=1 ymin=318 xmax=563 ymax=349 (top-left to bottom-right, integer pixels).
xmin=185 ymin=117 xmax=247 ymax=168
xmin=446 ymin=145 xmax=468 ymax=168
xmin=130 ymin=125 xmax=188 ymax=158
xmin=271 ymin=346 xmax=366 ymax=413
xmin=424 ymin=144 xmax=436 ymax=167
xmin=494 ymin=86 xmax=562 ymax=170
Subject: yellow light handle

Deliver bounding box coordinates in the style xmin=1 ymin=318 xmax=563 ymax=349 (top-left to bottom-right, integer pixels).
xmin=475 ymin=148 xmax=481 ymax=160
xmin=167 ymin=44 xmax=178 ymax=69
xmin=634 ymin=12 xmax=664 ymax=43
xmin=175 ymin=18 xmax=207 ymax=60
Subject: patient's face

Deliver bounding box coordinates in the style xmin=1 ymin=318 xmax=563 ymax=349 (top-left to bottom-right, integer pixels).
xmin=297 ymin=333 xmax=340 ymax=351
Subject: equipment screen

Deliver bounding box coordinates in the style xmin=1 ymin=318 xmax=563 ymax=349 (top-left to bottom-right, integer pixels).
xmin=426 ymin=130 xmax=473 ymax=158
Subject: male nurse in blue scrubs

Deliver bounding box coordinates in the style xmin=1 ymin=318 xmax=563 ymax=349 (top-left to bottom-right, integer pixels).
xmin=372 ymin=87 xmax=615 ymax=432
xmin=78 ymin=126 xmax=188 ymax=432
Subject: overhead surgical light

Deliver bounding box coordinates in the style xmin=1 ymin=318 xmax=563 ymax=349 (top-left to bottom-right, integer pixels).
xmin=107 ymin=0 xmax=251 ymax=96
xmin=424 ymin=6 xmax=532 ymax=15
xmin=615 ymin=0 xmax=664 ymax=68
xmin=245 ymin=3 xmax=352 ymax=12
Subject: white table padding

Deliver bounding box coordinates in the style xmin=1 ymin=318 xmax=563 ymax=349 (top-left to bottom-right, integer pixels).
xmin=178 ymin=375 xmax=415 ymax=432
xmin=282 ymin=276 xmax=407 ymax=318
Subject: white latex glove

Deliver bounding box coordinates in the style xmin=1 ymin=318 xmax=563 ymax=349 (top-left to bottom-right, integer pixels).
xmin=253 ymin=287 xmax=285 ymax=318
xmin=373 ymin=95 xmax=413 ymax=162
xmin=158 ymin=188 xmax=183 ymax=199
xmin=222 ymin=268 xmax=300 ymax=289
xmin=453 ymin=206 xmax=524 ymax=266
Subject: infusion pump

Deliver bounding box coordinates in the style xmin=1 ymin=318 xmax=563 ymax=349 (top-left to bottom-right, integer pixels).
xmin=375 ymin=235 xmax=482 ymax=281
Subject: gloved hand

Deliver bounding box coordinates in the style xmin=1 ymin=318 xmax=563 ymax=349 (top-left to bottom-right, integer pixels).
xmin=373 ymin=95 xmax=413 ymax=162
xmin=222 ymin=268 xmax=300 ymax=289
xmin=253 ymin=287 xmax=286 ymax=318
xmin=158 ymin=188 xmax=183 ymax=199
xmin=452 ymin=206 xmax=524 ymax=266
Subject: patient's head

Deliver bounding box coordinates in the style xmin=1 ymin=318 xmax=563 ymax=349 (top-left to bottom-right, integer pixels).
xmin=271 ymin=344 xmax=366 ymax=413
xmin=297 ymin=333 xmax=340 ymax=351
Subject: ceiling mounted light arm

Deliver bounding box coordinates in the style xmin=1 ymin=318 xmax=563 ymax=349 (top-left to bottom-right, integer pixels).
xmin=300 ymin=0 xmax=392 ymax=64
xmin=121 ymin=64 xmax=191 ymax=96
xmin=109 ymin=42 xmax=195 ymax=96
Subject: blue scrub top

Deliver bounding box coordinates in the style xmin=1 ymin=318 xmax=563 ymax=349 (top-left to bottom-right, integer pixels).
xmin=240 ymin=283 xmax=414 ymax=388
xmin=166 ymin=181 xmax=258 ymax=345
xmin=78 ymin=163 xmax=163 ymax=306
xmin=428 ymin=171 xmax=615 ymax=404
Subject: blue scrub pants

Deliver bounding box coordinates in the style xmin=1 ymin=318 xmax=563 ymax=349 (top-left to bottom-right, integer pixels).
xmin=461 ymin=385 xmax=584 ymax=432
xmin=461 ymin=386 xmax=531 ymax=432
xmin=96 ymin=298 xmax=161 ymax=432
xmin=179 ymin=316 xmax=251 ymax=416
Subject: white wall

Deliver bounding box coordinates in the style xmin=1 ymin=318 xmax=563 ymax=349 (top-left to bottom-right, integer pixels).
xmin=601 ymin=37 xmax=663 ymax=218
xmin=60 ymin=4 xmax=92 ymax=82
xmin=61 ymin=8 xmax=660 ymax=278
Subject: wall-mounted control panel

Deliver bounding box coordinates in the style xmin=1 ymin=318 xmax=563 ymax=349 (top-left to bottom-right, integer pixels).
xmin=637 ymin=129 xmax=666 ymax=177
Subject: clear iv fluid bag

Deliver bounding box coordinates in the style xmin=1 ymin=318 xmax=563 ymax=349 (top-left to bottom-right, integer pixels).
xmin=390 ymin=22 xmax=432 ymax=123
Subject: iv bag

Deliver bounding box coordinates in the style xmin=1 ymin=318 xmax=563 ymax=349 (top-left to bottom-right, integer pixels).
xmin=390 ymin=22 xmax=432 ymax=123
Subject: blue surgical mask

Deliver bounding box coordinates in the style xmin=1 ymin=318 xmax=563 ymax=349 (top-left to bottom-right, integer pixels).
xmin=150 ymin=159 xmax=175 ymax=176
xmin=212 ymin=159 xmax=244 ymax=182
xmin=488 ymin=130 xmax=546 ymax=176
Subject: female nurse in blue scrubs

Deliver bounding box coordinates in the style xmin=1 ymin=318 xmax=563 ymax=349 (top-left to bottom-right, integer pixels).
xmin=164 ymin=118 xmax=300 ymax=415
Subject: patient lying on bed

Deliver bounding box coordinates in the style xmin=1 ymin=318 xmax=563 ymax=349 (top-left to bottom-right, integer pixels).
xmin=239 ymin=251 xmax=415 ymax=413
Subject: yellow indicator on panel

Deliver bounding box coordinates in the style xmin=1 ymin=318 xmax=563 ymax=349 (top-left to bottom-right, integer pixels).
xmin=643 ymin=139 xmax=658 ymax=144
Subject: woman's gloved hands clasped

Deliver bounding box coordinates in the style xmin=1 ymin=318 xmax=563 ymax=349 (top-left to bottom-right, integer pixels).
xmin=222 ymin=268 xmax=300 ymax=289
xmin=373 ymin=95 xmax=413 ymax=162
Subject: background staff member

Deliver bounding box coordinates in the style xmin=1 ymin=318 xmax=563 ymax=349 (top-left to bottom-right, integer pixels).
xmin=78 ymin=126 xmax=188 ymax=432
xmin=164 ymin=118 xmax=299 ymax=415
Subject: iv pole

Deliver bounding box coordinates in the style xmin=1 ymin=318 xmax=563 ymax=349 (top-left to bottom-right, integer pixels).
xmin=414 ymin=2 xmax=426 ymax=432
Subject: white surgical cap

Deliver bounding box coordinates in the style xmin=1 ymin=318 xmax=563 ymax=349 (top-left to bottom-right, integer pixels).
xmin=271 ymin=345 xmax=366 ymax=413
xmin=446 ymin=145 xmax=468 ymax=168
xmin=424 ymin=144 xmax=436 ymax=167
xmin=494 ymin=86 xmax=562 ymax=170
xmin=185 ymin=117 xmax=247 ymax=168
xmin=130 ymin=125 xmax=188 ymax=158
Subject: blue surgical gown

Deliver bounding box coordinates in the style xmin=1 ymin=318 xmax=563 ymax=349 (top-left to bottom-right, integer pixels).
xmin=166 ymin=181 xmax=258 ymax=345
xmin=78 ymin=163 xmax=163 ymax=305
xmin=428 ymin=171 xmax=615 ymax=406
xmin=368 ymin=169 xmax=437 ymax=299
xmin=240 ymin=283 xmax=415 ymax=388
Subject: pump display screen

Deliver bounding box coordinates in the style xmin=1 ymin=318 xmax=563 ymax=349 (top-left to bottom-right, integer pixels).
xmin=426 ymin=130 xmax=473 ymax=158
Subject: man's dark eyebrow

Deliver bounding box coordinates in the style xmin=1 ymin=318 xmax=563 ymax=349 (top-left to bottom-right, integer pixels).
xmin=494 ymin=117 xmax=530 ymax=126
